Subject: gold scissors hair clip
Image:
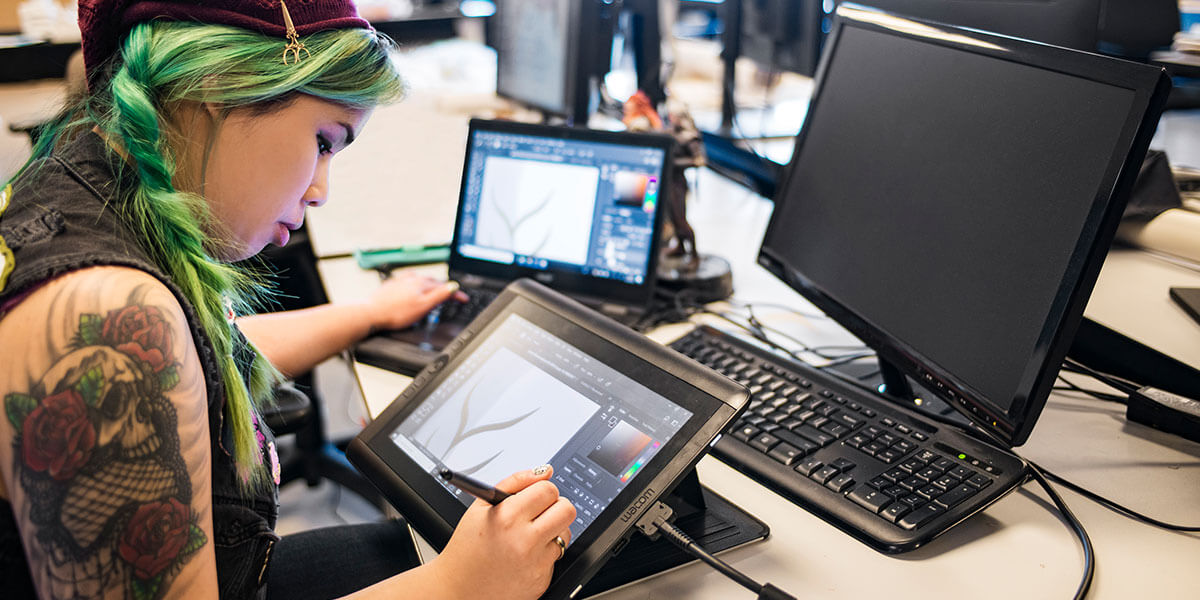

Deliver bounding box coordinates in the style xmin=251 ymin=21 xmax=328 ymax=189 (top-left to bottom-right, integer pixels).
xmin=280 ymin=0 xmax=311 ymax=65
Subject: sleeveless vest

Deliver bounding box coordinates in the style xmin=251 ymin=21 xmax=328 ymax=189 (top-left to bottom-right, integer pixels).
xmin=0 ymin=132 xmax=279 ymax=598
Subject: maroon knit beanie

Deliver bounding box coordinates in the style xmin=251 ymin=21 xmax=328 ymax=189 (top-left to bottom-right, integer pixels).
xmin=79 ymin=0 xmax=372 ymax=86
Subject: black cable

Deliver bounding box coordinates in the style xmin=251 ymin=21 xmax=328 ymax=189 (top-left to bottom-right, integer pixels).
xmin=1025 ymin=461 xmax=1095 ymax=600
xmin=1053 ymin=375 xmax=1128 ymax=404
xmin=1061 ymin=358 xmax=1140 ymax=395
xmin=636 ymin=502 xmax=797 ymax=600
xmin=1038 ymin=468 xmax=1200 ymax=532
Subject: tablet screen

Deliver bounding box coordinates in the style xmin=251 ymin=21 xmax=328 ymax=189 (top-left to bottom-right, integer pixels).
xmin=387 ymin=313 xmax=694 ymax=539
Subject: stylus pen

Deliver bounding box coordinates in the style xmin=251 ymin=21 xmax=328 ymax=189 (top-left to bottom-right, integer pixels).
xmin=439 ymin=468 xmax=511 ymax=504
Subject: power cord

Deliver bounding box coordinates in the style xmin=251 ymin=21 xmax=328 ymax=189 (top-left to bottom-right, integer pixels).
xmin=634 ymin=501 xmax=797 ymax=599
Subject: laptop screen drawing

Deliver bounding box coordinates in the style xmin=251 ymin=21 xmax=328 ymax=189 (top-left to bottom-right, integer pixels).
xmin=454 ymin=125 xmax=667 ymax=288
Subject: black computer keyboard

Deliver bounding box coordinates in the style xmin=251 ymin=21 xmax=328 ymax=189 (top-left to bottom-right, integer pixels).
xmin=669 ymin=325 xmax=1029 ymax=553
xmin=432 ymin=287 xmax=499 ymax=324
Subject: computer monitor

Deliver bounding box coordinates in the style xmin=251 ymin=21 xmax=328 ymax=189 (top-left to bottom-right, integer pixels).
xmin=491 ymin=0 xmax=619 ymax=123
xmin=757 ymin=4 xmax=1170 ymax=446
xmin=844 ymin=0 xmax=1104 ymax=51
xmin=737 ymin=0 xmax=831 ymax=77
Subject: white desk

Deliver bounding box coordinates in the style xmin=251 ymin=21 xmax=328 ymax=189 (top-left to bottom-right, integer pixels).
xmin=314 ymin=104 xmax=1200 ymax=596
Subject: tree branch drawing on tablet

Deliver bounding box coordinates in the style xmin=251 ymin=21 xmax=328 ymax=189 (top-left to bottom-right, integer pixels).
xmin=422 ymin=373 xmax=540 ymax=477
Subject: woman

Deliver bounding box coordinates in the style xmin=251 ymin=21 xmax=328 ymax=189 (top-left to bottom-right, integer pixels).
xmin=0 ymin=1 xmax=575 ymax=599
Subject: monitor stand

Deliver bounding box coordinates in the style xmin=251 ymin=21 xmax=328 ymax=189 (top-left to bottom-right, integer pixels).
xmin=579 ymin=468 xmax=769 ymax=597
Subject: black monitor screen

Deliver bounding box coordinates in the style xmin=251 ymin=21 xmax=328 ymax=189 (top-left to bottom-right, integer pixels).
xmin=760 ymin=11 xmax=1154 ymax=443
xmin=494 ymin=0 xmax=573 ymax=115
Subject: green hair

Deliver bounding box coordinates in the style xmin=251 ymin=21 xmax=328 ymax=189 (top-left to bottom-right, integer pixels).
xmin=9 ymin=21 xmax=404 ymax=485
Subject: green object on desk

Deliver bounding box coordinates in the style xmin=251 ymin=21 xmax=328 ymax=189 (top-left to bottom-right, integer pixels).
xmin=354 ymin=244 xmax=451 ymax=271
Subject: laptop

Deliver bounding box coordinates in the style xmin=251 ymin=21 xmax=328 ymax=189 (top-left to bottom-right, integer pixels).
xmin=356 ymin=118 xmax=674 ymax=375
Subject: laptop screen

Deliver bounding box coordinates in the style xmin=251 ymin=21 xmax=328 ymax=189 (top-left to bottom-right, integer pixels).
xmin=450 ymin=120 xmax=670 ymax=296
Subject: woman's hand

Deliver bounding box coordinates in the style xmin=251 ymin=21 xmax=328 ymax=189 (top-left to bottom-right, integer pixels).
xmin=429 ymin=466 xmax=577 ymax=600
xmin=365 ymin=271 xmax=467 ymax=332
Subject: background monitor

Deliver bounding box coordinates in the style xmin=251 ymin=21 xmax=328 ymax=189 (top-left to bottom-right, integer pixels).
xmin=490 ymin=0 xmax=619 ymax=124
xmin=737 ymin=0 xmax=830 ymax=77
xmin=757 ymin=5 xmax=1169 ymax=445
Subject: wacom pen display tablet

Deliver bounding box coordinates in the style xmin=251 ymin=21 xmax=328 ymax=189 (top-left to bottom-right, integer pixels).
xmin=348 ymin=280 xmax=747 ymax=599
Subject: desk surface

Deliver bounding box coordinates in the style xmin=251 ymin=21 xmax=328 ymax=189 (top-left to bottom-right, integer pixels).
xmin=316 ymin=133 xmax=1200 ymax=598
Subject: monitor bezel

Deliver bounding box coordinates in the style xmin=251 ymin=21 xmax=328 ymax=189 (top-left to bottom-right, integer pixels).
xmin=757 ymin=4 xmax=1170 ymax=446
xmin=349 ymin=280 xmax=746 ymax=599
xmin=448 ymin=118 xmax=674 ymax=308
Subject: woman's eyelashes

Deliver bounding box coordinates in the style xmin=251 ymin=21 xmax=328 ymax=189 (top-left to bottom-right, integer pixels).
xmin=317 ymin=133 xmax=333 ymax=155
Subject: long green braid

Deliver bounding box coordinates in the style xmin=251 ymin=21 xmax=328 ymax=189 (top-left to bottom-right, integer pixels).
xmin=8 ymin=21 xmax=405 ymax=485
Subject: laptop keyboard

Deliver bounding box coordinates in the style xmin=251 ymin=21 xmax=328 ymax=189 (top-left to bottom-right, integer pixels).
xmin=669 ymin=325 xmax=1028 ymax=553
xmin=431 ymin=287 xmax=499 ymax=324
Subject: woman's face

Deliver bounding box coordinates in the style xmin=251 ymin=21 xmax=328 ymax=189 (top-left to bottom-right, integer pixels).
xmin=197 ymin=95 xmax=371 ymax=261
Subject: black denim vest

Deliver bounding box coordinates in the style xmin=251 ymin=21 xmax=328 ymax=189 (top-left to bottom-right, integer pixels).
xmin=0 ymin=132 xmax=279 ymax=599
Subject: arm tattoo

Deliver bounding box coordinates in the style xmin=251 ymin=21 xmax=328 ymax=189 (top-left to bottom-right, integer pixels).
xmin=5 ymin=293 xmax=206 ymax=599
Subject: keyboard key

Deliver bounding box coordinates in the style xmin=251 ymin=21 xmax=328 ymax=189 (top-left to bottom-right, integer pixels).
xmin=881 ymin=502 xmax=911 ymax=523
xmin=829 ymin=458 xmax=857 ymax=472
xmin=849 ymin=488 xmax=892 ymax=513
xmin=881 ymin=468 xmax=906 ymax=483
xmin=868 ymin=476 xmax=891 ymax=489
xmin=812 ymin=465 xmax=840 ymax=484
xmin=916 ymin=484 xmax=943 ymax=500
xmin=780 ymin=417 xmax=804 ymax=431
xmin=892 ymin=439 xmax=917 ymax=454
xmin=743 ymin=414 xmax=766 ymax=427
xmin=795 ymin=426 xmax=835 ymax=447
xmin=795 ymin=458 xmax=824 ymax=477
xmin=861 ymin=442 xmax=886 ymax=456
xmin=898 ymin=503 xmax=946 ymax=530
xmin=911 ymin=431 xmax=928 ymax=441
xmin=834 ymin=412 xmax=864 ymax=429
xmin=732 ymin=425 xmax=759 ymax=442
xmin=915 ymin=450 xmax=939 ymax=463
xmin=895 ymin=424 xmax=912 ymax=434
xmin=932 ymin=457 xmax=955 ymax=471
xmin=826 ymin=473 xmax=855 ymax=493
xmin=773 ymin=429 xmax=821 ymax=456
xmin=899 ymin=476 xmax=925 ymax=491
xmin=779 ymin=385 xmax=799 ymax=398
xmin=759 ymin=423 xmax=780 ymax=433
xmin=768 ymin=443 xmax=805 ymax=466
xmin=916 ymin=466 xmax=943 ymax=481
xmin=846 ymin=433 xmax=871 ymax=448
xmin=966 ymin=473 xmax=993 ymax=489
xmin=933 ymin=475 xmax=958 ymax=490
xmin=881 ymin=417 xmax=897 ymax=427
xmin=749 ymin=433 xmax=780 ymax=453
xmin=898 ymin=458 xmax=925 ymax=474
xmin=935 ymin=484 xmax=979 ymax=509
xmin=948 ymin=465 xmax=973 ymax=480
xmin=876 ymin=449 xmax=902 ymax=463
xmin=819 ymin=422 xmax=849 ymax=438
xmin=900 ymin=494 xmax=926 ymax=509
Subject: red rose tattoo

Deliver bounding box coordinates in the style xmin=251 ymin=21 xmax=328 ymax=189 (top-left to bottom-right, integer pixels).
xmin=22 ymin=389 xmax=96 ymax=481
xmin=101 ymin=305 xmax=174 ymax=372
xmin=119 ymin=498 xmax=191 ymax=580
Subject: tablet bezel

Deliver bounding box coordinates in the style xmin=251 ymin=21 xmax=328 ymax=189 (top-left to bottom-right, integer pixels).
xmin=349 ymin=280 xmax=747 ymax=599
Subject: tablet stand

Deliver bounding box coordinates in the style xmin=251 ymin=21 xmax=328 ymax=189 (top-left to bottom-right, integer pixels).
xmin=578 ymin=468 xmax=770 ymax=597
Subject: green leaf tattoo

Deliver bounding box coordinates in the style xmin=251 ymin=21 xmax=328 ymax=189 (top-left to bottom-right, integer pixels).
xmin=78 ymin=313 xmax=103 ymax=346
xmin=76 ymin=366 xmax=105 ymax=407
xmin=4 ymin=393 xmax=37 ymax=433
xmin=158 ymin=366 xmax=180 ymax=392
xmin=131 ymin=574 xmax=163 ymax=600
xmin=182 ymin=523 xmax=207 ymax=558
